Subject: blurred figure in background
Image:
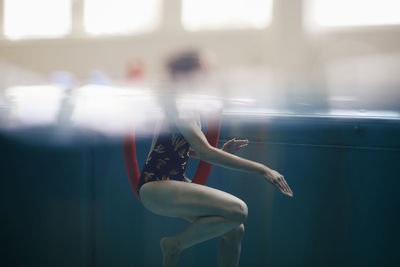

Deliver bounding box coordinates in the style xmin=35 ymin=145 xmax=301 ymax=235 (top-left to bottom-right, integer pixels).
xmin=167 ymin=50 xmax=207 ymax=80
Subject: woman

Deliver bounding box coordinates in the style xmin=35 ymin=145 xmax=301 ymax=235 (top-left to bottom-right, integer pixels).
xmin=138 ymin=52 xmax=293 ymax=267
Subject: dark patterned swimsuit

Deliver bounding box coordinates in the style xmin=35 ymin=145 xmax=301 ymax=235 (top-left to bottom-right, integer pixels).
xmin=138 ymin=129 xmax=191 ymax=190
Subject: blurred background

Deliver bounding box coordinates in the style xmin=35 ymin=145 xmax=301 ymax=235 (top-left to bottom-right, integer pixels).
xmin=1 ymin=0 xmax=400 ymax=125
xmin=1 ymin=1 xmax=400 ymax=267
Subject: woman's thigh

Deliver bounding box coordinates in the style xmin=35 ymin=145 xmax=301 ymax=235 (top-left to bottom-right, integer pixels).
xmin=139 ymin=180 xmax=247 ymax=221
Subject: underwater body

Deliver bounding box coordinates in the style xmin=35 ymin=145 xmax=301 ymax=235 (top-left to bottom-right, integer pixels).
xmin=1 ymin=84 xmax=399 ymax=266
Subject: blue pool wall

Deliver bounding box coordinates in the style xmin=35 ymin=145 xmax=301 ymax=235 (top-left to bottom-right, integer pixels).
xmin=1 ymin=115 xmax=399 ymax=267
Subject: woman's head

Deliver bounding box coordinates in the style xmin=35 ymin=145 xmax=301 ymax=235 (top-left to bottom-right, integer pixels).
xmin=162 ymin=50 xmax=221 ymax=116
xmin=166 ymin=50 xmax=212 ymax=80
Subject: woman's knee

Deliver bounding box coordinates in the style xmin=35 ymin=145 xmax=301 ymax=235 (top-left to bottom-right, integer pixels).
xmin=233 ymin=223 xmax=245 ymax=238
xmin=227 ymin=200 xmax=248 ymax=223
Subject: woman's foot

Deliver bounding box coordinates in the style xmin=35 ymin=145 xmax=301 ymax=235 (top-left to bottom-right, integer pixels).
xmin=160 ymin=237 xmax=181 ymax=267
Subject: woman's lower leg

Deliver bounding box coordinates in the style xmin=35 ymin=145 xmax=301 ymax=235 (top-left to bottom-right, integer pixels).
xmin=160 ymin=216 xmax=242 ymax=267
xmin=217 ymin=224 xmax=244 ymax=267
xmin=172 ymin=215 xmax=242 ymax=251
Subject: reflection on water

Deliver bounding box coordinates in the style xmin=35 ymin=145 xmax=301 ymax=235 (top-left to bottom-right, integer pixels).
xmin=1 ymin=82 xmax=399 ymax=141
xmin=2 ymin=52 xmax=400 ymax=141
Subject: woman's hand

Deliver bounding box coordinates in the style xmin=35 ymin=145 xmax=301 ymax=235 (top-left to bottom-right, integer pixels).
xmin=262 ymin=167 xmax=293 ymax=197
xmin=222 ymin=138 xmax=249 ymax=154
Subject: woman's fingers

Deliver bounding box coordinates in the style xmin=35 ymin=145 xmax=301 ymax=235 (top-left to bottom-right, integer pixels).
xmin=274 ymin=180 xmax=286 ymax=194
xmin=233 ymin=139 xmax=248 ymax=150
xmin=274 ymin=176 xmax=293 ymax=197
xmin=222 ymin=139 xmax=249 ymax=153
xmin=280 ymin=179 xmax=291 ymax=196
xmin=228 ymin=139 xmax=247 ymax=144
xmin=281 ymin=179 xmax=293 ymax=196
xmin=279 ymin=176 xmax=289 ymax=193
xmin=264 ymin=169 xmax=293 ymax=197
xmin=284 ymin=181 xmax=293 ymax=196
xmin=225 ymin=139 xmax=235 ymax=145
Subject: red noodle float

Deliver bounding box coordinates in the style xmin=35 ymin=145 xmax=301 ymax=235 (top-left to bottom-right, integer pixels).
xmin=122 ymin=114 xmax=222 ymax=201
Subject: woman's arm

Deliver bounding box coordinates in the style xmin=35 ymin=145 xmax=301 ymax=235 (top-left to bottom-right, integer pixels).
xmin=175 ymin=118 xmax=263 ymax=174
xmin=173 ymin=116 xmax=293 ymax=196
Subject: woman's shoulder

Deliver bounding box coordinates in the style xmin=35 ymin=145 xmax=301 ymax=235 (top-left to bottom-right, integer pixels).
xmin=161 ymin=112 xmax=202 ymax=132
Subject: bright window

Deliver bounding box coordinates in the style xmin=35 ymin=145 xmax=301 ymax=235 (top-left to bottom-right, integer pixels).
xmin=84 ymin=0 xmax=162 ymax=35
xmin=4 ymin=0 xmax=71 ymax=39
xmin=306 ymin=0 xmax=400 ymax=28
xmin=182 ymin=0 xmax=273 ymax=31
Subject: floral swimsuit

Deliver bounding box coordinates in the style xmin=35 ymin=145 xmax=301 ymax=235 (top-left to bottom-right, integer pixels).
xmin=138 ymin=129 xmax=191 ymax=190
